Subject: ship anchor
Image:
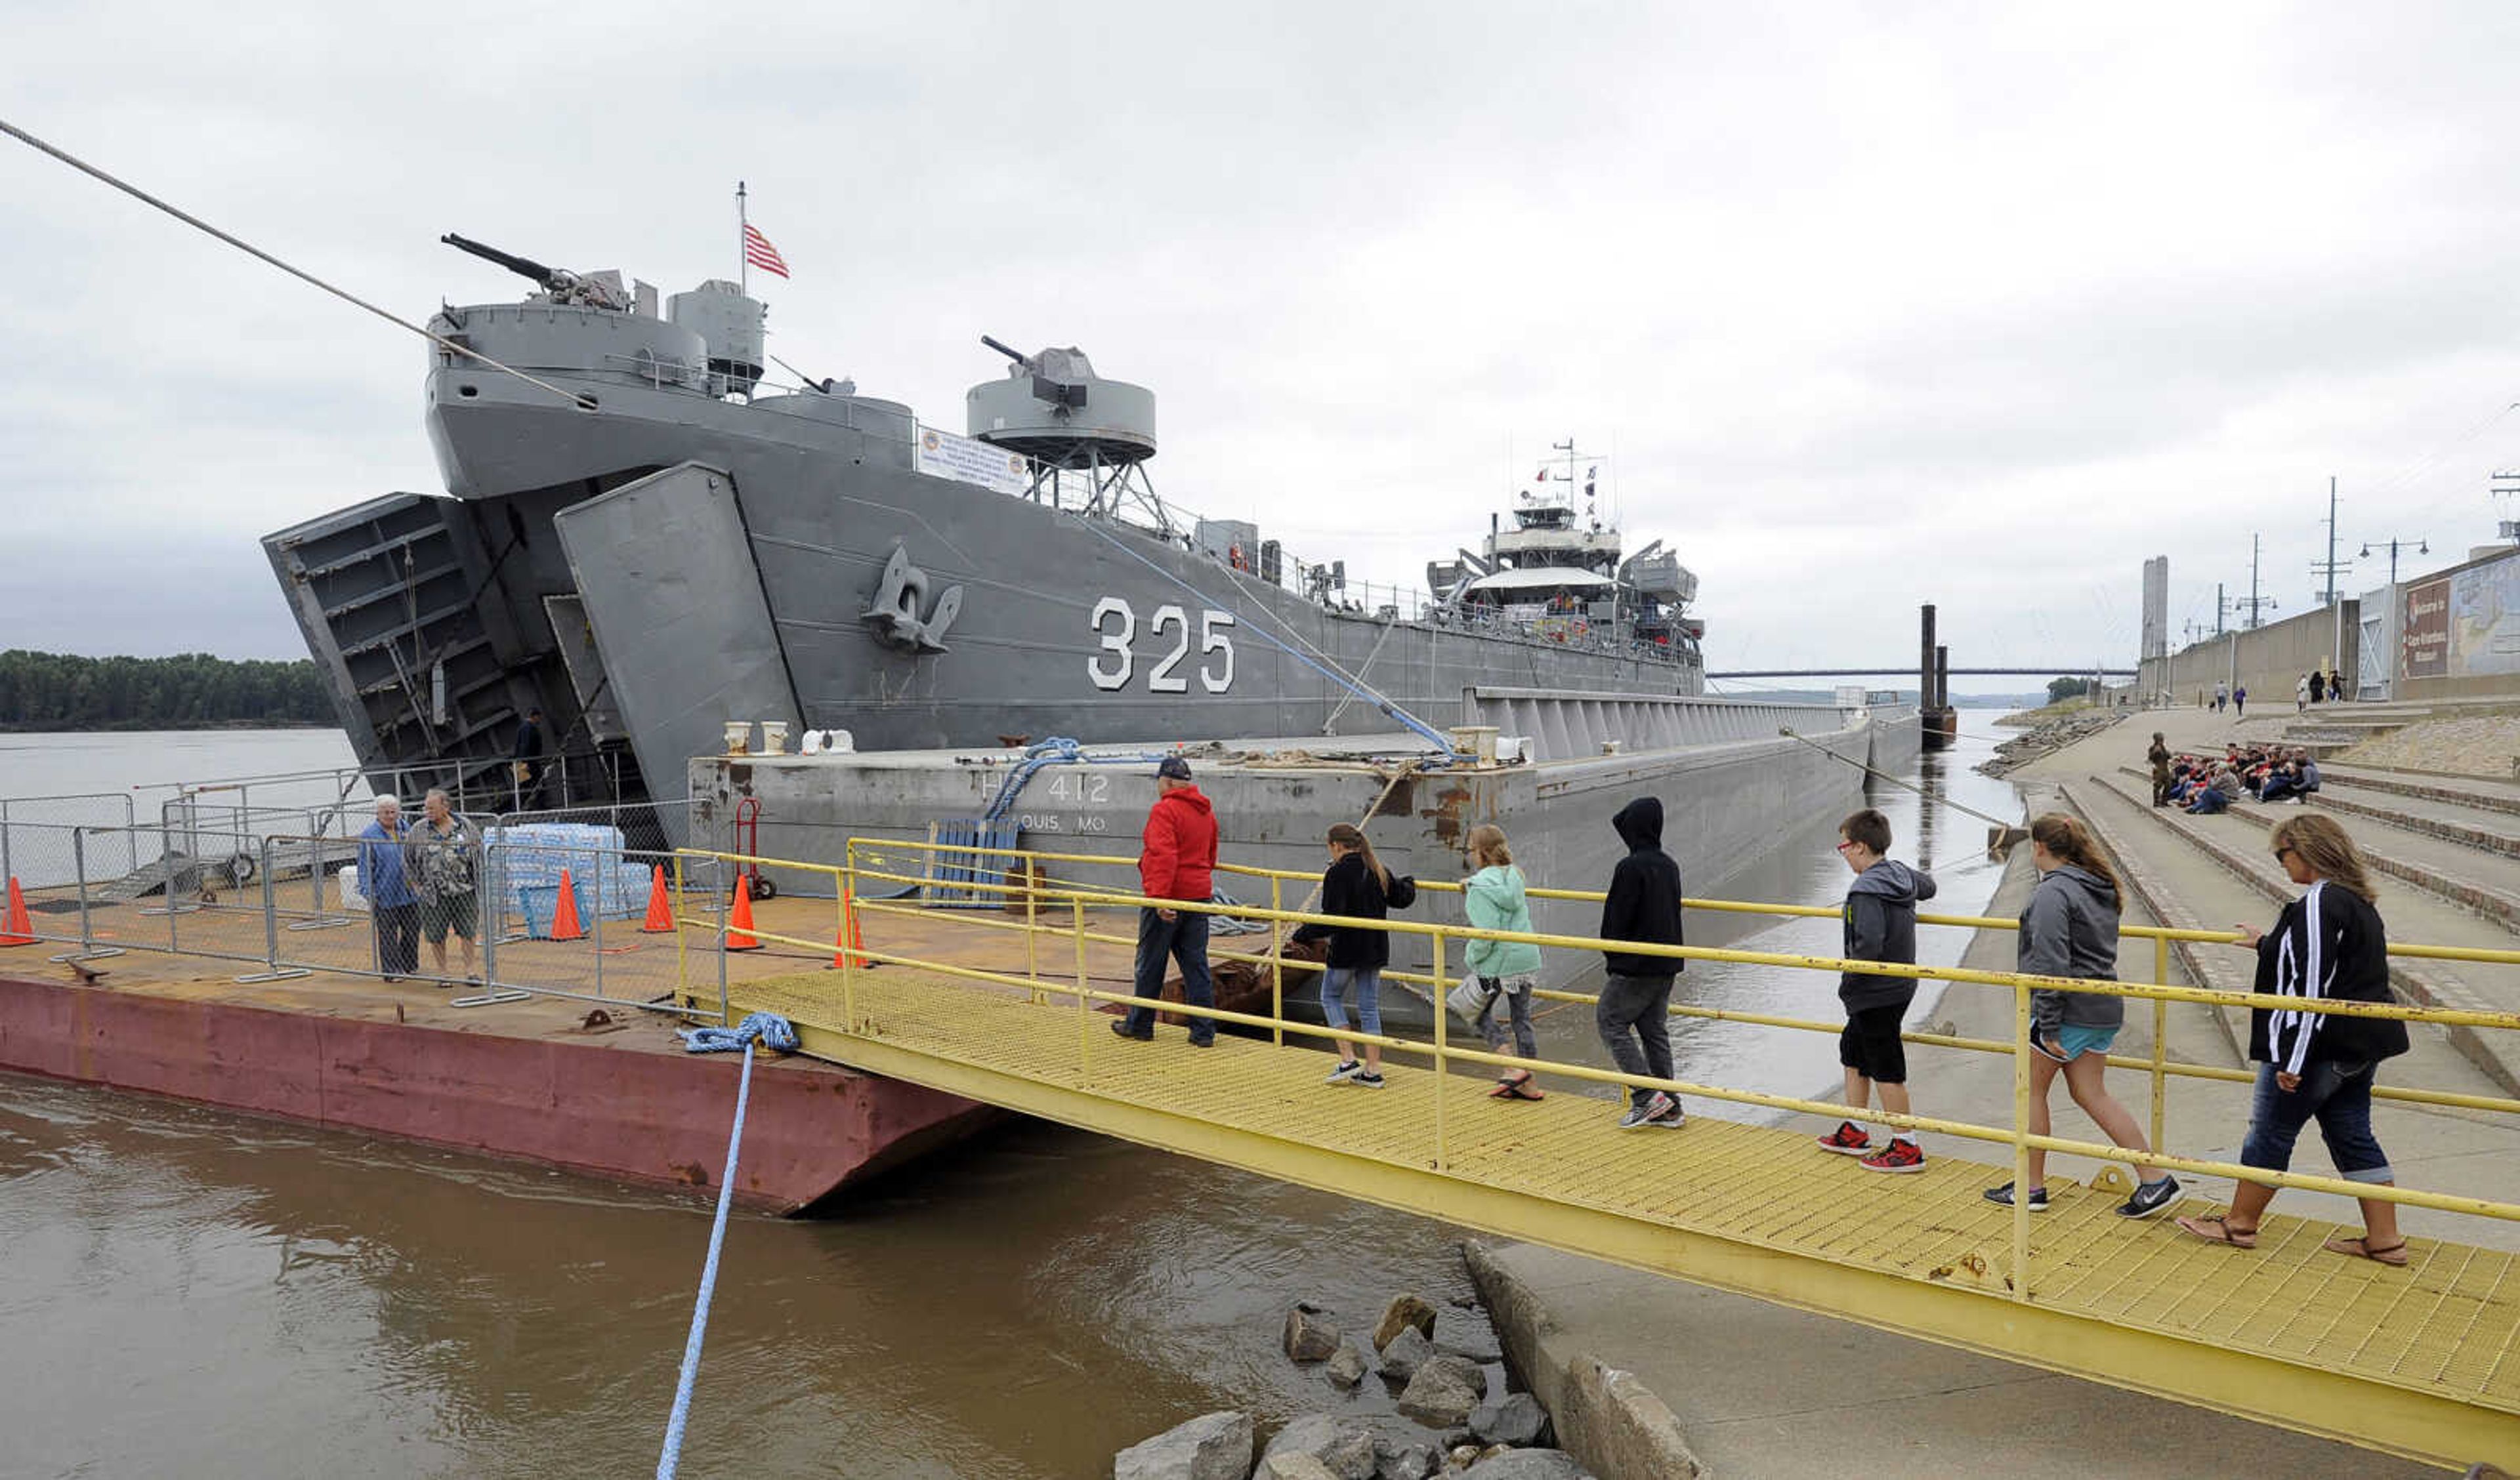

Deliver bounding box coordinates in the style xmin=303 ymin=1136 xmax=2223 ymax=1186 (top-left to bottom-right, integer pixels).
xmin=862 ymin=543 xmax=963 ymax=655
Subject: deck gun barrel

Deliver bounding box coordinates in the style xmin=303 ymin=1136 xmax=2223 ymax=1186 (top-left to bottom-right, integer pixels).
xmin=440 ymin=232 xmax=560 ymax=289
xmin=980 ymin=335 xmax=1032 ymax=368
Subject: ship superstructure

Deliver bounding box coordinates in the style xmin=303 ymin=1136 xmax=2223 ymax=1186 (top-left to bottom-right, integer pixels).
xmin=263 ymin=236 xmax=1706 ymax=835
xmin=1427 ymin=441 xmax=1703 ymax=666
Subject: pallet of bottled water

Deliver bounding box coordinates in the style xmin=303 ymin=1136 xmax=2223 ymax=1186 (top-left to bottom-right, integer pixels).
xmin=484 ymin=823 xmax=650 ymax=920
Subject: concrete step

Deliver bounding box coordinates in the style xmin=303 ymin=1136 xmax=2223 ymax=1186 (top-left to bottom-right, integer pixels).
xmin=2281 ymin=717 xmax=2407 ymax=740
xmin=2061 ymin=780 xmax=2267 ymax=1062
xmin=2323 ymin=764 xmax=2520 ymax=819
xmin=2084 ymin=771 xmax=2520 ymax=1098
xmin=2312 ymin=784 xmax=2520 ymax=861
xmin=2115 ymin=766 xmax=2520 ymax=930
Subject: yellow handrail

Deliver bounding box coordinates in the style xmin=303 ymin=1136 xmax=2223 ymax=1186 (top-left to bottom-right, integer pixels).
xmin=837 ymin=832 xmax=2513 ymax=955
xmin=814 ymin=853 xmax=2520 ymax=1027
xmin=684 ymin=856 xmax=2520 ymax=1233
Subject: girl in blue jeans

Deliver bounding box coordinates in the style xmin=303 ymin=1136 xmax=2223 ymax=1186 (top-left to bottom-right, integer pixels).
xmin=2177 ymin=814 xmax=2411 ymax=1264
xmin=1290 ymin=822 xmax=1415 ymax=1088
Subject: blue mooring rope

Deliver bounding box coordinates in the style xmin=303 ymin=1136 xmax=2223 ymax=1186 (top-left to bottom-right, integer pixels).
xmin=676 ymin=1010 xmax=799 ymax=1056
xmin=980 ymin=736 xmax=1171 ymax=823
xmin=656 ymin=1011 xmax=794 ymax=1479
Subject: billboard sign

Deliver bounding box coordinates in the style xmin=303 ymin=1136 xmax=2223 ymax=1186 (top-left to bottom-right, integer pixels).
xmin=2402 ymin=577 xmax=2449 ymax=679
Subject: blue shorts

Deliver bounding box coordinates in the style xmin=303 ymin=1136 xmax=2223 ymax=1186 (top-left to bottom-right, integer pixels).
xmin=2057 ymin=1024 xmax=2119 ymax=1061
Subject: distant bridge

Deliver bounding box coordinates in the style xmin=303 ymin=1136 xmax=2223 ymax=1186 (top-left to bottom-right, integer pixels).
xmin=1706 ymin=667 xmax=2137 ymax=680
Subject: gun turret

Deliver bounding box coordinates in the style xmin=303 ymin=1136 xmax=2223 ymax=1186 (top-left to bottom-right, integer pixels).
xmin=440 ymin=232 xmax=625 ymax=311
xmin=442 ymin=233 xmax=558 ymax=287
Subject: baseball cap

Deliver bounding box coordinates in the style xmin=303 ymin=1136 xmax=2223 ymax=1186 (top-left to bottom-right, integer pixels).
xmin=1156 ymin=755 xmax=1194 ymax=781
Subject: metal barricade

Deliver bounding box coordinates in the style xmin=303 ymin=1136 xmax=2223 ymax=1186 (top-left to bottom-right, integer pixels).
xmin=0 ymin=792 xmax=138 ymax=890
xmin=494 ymin=797 xmax=697 ymax=857
xmin=247 ymin=828 xmax=716 ymax=1013
xmin=476 ymin=831 xmax=698 ymax=1010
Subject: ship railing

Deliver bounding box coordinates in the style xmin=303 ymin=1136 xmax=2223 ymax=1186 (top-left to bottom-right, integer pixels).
xmin=832 ymin=832 xmax=2520 ymax=1158
xmin=3 ymin=819 xmax=723 ymax=1013
xmin=681 ymin=839 xmax=2520 ymax=1306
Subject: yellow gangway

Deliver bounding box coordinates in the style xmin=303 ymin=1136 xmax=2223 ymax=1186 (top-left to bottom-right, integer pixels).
xmin=672 ymin=838 xmax=2520 ymax=1471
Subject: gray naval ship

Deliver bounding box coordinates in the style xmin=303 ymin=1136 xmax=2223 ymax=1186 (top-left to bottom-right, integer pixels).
xmin=263 ymin=235 xmax=1715 ymax=842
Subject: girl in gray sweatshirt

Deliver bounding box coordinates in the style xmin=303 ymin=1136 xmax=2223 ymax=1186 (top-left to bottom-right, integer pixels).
xmin=1986 ymin=814 xmax=2180 ymax=1220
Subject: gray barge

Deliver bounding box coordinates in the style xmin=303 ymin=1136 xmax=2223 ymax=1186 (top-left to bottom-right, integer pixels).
xmin=693 ymin=689 xmax=1919 ymax=996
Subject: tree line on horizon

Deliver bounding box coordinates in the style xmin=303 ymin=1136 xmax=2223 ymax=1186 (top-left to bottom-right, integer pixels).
xmin=0 ymin=650 xmax=335 ymax=730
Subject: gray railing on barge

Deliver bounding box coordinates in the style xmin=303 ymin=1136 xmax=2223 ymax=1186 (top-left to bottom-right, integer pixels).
xmin=1458 ymin=686 xmax=1860 ymax=762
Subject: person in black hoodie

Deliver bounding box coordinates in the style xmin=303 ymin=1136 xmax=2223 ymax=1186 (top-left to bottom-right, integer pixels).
xmin=1291 ymin=822 xmax=1416 ymax=1088
xmin=2176 ymin=814 xmax=2410 ymax=1264
xmin=1597 ymin=797 xmax=1687 ymax=1129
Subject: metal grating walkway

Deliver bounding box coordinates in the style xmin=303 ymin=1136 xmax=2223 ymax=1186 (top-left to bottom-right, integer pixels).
xmin=730 ymin=967 xmax=2520 ymax=1468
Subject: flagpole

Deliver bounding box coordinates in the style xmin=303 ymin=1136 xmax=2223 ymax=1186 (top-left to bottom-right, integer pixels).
xmin=737 ymin=180 xmax=747 ymax=298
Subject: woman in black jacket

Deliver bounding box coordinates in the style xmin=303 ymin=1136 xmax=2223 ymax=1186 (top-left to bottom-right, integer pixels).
xmin=1291 ymin=822 xmax=1415 ymax=1088
xmin=2175 ymin=814 xmax=2410 ymax=1264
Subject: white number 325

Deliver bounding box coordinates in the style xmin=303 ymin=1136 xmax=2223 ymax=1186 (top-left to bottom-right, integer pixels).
xmin=1089 ymin=598 xmax=1234 ymax=693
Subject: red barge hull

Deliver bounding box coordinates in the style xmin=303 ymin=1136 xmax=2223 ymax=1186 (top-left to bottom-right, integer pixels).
xmin=0 ymin=971 xmax=990 ymax=1214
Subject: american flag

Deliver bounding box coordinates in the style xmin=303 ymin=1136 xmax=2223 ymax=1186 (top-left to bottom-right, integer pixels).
xmin=743 ymin=223 xmax=789 ymax=279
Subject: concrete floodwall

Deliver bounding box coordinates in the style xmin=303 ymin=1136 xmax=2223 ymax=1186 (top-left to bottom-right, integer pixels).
xmin=2385 ymin=545 xmax=2520 ymax=703
xmin=2139 ymin=600 xmax=2357 ymax=709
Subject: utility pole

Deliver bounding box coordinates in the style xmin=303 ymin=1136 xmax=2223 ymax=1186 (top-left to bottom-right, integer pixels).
xmin=2253 ymin=533 xmax=2265 ymax=628
xmin=2215 ymin=581 xmax=2225 ymax=638
xmin=2231 ymin=533 xmax=2279 ymax=630
xmin=2310 ymin=475 xmax=2355 ymax=615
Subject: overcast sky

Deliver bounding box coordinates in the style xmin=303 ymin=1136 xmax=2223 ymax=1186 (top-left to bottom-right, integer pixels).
xmin=6 ymin=4 xmax=2518 ymax=682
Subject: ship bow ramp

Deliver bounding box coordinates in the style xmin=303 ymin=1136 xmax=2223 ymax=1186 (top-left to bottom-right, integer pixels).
xmin=555 ymin=462 xmax=801 ymax=845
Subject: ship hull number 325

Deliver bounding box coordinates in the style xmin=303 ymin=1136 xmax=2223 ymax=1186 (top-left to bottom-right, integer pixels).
xmin=1088 ymin=598 xmax=1236 ymax=693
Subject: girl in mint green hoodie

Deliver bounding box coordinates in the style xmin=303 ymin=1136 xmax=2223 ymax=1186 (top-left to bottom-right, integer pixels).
xmin=1463 ymin=825 xmax=1545 ymax=1096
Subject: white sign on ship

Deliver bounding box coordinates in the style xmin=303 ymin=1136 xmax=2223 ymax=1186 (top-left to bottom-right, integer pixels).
xmin=915 ymin=424 xmax=1030 ymax=497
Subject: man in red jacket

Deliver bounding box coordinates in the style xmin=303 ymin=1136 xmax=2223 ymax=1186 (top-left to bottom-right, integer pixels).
xmin=1116 ymin=754 xmax=1220 ymax=1046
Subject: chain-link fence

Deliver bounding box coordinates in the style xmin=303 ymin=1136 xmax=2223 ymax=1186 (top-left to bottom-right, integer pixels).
xmin=1 ymin=820 xmax=314 ymax=976
xmin=258 ymin=827 xmax=721 ymax=1012
xmin=4 ymin=809 xmax=726 ymax=1014
xmin=490 ymin=798 xmax=699 ymax=857
xmin=1 ymin=794 xmax=140 ymax=890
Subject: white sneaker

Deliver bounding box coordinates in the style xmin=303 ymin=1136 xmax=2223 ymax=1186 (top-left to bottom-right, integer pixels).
xmin=1324 ymin=1059 xmax=1361 ymax=1084
xmin=1619 ymin=1090 xmax=1679 ymax=1129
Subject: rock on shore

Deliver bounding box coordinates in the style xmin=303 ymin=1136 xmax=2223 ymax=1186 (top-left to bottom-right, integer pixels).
xmin=1977 ymin=710 xmax=2126 ymax=778
xmin=1115 ymin=1411 xmax=1255 ymax=1480
xmin=1125 ymin=1274 xmax=1578 ymax=1479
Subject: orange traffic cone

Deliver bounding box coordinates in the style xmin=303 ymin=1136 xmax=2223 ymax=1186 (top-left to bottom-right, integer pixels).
xmin=640 ymin=865 xmax=675 ymax=934
xmin=1 ymin=876 xmax=34 ymax=947
xmin=829 ymin=887 xmax=866 ymax=968
xmin=549 ymin=869 xmax=586 ymax=941
xmin=724 ymin=882 xmax=763 ymax=951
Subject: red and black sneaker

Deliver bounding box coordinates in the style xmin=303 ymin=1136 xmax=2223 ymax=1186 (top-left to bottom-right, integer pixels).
xmin=1816 ymin=1120 xmax=1873 ymax=1155
xmin=1860 ymin=1139 xmax=1926 ymax=1174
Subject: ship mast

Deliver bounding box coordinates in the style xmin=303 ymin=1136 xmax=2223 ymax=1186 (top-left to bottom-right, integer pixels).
xmin=1540 ymin=437 xmax=1606 ymax=541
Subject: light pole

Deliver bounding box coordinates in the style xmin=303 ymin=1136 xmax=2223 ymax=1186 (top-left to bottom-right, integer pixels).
xmin=2359 ymin=536 xmax=2429 ymax=589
